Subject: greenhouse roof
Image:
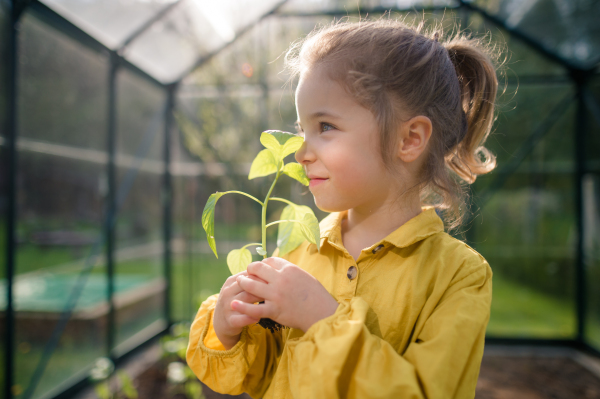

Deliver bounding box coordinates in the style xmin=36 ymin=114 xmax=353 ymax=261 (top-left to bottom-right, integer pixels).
xmin=468 ymin=0 xmax=600 ymax=71
xmin=33 ymin=0 xmax=599 ymax=86
xmin=40 ymin=0 xmax=286 ymax=83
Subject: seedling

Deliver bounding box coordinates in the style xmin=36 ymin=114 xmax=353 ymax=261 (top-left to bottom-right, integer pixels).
xmin=202 ymin=130 xmax=320 ymax=330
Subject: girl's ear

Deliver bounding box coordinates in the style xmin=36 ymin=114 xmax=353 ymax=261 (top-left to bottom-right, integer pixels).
xmin=396 ymin=115 xmax=432 ymax=163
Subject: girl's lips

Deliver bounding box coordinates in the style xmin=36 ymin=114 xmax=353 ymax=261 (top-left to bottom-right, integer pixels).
xmin=309 ymin=178 xmax=328 ymax=187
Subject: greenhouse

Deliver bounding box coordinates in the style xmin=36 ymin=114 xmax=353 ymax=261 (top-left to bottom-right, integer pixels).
xmin=1 ymin=0 xmax=599 ymax=398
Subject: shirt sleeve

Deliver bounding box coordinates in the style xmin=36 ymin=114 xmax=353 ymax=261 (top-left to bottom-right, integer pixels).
xmin=284 ymin=263 xmax=492 ymax=399
xmin=186 ymin=294 xmax=285 ymax=398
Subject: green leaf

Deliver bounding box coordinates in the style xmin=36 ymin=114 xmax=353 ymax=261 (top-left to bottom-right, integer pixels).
xmin=277 ymin=204 xmax=321 ymax=255
xmin=227 ymin=248 xmax=252 ymax=275
xmin=261 ymin=131 xmax=304 ymax=159
xmin=94 ymin=383 xmax=111 ymax=399
xmin=280 ymin=136 xmax=304 ymax=158
xmin=299 ymin=212 xmax=320 ymax=250
xmin=117 ymin=371 xmax=138 ymax=399
xmin=248 ymin=149 xmax=279 ymax=180
xmin=185 ymin=381 xmax=204 ymax=399
xmin=260 ymin=131 xmax=283 ymax=152
xmin=202 ymin=192 xmax=225 ymax=258
xmin=283 ymin=162 xmax=309 ymax=186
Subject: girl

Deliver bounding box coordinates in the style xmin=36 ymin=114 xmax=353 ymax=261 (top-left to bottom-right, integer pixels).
xmin=188 ymin=19 xmax=498 ymax=399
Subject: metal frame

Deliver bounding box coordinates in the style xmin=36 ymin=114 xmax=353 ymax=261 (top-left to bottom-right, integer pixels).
xmin=4 ymin=1 xmax=18 ymax=398
xmin=106 ymin=50 xmax=118 ymax=359
xmin=2 ymin=0 xmax=600 ymax=398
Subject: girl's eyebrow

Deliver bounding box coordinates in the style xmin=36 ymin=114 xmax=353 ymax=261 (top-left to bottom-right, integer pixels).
xmin=305 ymin=111 xmax=341 ymax=121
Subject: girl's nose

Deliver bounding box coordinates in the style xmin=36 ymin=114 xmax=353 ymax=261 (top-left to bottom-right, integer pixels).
xmin=295 ymin=139 xmax=316 ymax=165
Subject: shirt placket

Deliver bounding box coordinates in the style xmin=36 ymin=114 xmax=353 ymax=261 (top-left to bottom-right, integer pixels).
xmin=327 ymin=238 xmax=387 ymax=301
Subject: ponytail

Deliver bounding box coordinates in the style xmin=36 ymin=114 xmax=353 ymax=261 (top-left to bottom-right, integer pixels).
xmin=444 ymin=39 xmax=498 ymax=184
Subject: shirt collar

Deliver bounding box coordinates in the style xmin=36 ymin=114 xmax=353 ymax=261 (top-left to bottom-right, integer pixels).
xmin=319 ymin=207 xmax=444 ymax=250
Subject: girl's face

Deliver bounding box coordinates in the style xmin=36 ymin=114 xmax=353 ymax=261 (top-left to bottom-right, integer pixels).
xmin=295 ymin=66 xmax=398 ymax=214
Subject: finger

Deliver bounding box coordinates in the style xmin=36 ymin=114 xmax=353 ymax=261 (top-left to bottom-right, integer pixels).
xmin=234 ymin=291 xmax=263 ymax=304
xmin=228 ymin=313 xmax=259 ymax=328
xmin=262 ymin=257 xmax=289 ymax=270
xmin=231 ymin=300 xmax=271 ymax=320
xmin=222 ymin=280 xmax=245 ymax=298
xmin=244 ymin=272 xmax=268 ymax=285
xmin=236 ymin=275 xmax=270 ymax=299
xmin=223 ymin=271 xmax=249 ymax=288
xmin=247 ymin=261 xmax=279 ymax=283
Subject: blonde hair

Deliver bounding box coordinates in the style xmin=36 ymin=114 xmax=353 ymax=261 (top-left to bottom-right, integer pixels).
xmin=285 ymin=19 xmax=499 ymax=229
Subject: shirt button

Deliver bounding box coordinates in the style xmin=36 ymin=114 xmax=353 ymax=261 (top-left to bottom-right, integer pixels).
xmin=372 ymin=244 xmax=384 ymax=254
xmin=347 ymin=266 xmax=357 ymax=280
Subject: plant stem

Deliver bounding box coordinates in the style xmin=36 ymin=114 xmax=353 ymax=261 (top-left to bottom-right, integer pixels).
xmin=222 ymin=190 xmax=264 ymax=207
xmin=270 ymin=197 xmax=295 ymax=206
xmin=241 ymin=243 xmax=262 ymax=250
xmin=265 ymin=220 xmax=302 ymax=229
xmin=262 ymin=163 xmax=282 ymax=259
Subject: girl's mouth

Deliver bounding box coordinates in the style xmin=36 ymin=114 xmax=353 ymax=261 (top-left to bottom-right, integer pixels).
xmin=309 ymin=178 xmax=328 ymax=187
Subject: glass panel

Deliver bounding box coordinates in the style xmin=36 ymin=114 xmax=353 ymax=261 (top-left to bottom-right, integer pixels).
xmin=125 ymin=0 xmax=283 ymax=84
xmin=278 ymin=0 xmax=457 ymax=13
xmin=471 ymin=0 xmax=600 ymax=69
xmin=124 ymin=0 xmax=226 ymax=84
xmin=584 ymin=173 xmax=600 ymax=351
xmin=18 ymin=16 xmax=108 ymax=150
xmin=471 ymin=84 xmax=577 ymax=338
xmin=587 ymin=77 xmax=600 ymax=166
xmin=467 ymin=12 xmax=567 ymax=78
xmin=584 ymin=77 xmax=600 ymax=351
xmin=114 ymin=69 xmax=166 ymax=353
xmin=0 ymin=1 xmax=9 ymax=396
xmin=13 ymin=12 xmax=108 ymax=399
xmin=41 ymin=0 xmax=178 ymax=49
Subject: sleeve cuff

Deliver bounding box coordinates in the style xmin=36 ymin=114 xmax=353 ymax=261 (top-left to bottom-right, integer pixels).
xmin=301 ymin=298 xmax=368 ymax=342
xmin=203 ymin=312 xmax=227 ymax=351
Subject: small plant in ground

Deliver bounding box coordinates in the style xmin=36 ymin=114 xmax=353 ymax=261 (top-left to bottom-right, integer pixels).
xmin=202 ymin=131 xmax=320 ymax=331
xmin=89 ymin=357 xmax=138 ymax=399
xmin=161 ymin=322 xmax=205 ymax=399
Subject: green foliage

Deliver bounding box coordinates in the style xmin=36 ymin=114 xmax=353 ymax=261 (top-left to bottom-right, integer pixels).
xmin=260 ymin=130 xmax=304 ymax=162
xmin=283 ymin=162 xmax=310 ymax=185
xmin=201 ymin=192 xmax=225 ymax=258
xmin=202 ymin=130 xmax=320 ymax=275
xmin=249 ymin=149 xmax=279 ymax=179
xmin=226 ymin=248 xmax=253 ymax=275
xmin=117 ymin=371 xmax=138 ymax=399
xmin=277 ymin=204 xmax=320 ymax=255
xmin=89 ymin=357 xmax=138 ymax=399
xmin=184 ymin=381 xmax=204 ymax=399
xmin=160 ymin=323 xmax=206 ymax=399
xmin=94 ymin=383 xmax=112 ymax=399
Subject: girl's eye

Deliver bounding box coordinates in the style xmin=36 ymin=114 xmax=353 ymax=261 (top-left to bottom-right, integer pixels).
xmin=320 ymin=123 xmax=334 ymax=132
xmin=295 ymin=122 xmax=305 ymax=137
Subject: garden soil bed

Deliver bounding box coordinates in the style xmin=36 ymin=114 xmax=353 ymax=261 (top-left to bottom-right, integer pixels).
xmin=135 ymin=352 xmax=600 ymax=399
xmin=476 ymin=353 xmax=600 ymax=399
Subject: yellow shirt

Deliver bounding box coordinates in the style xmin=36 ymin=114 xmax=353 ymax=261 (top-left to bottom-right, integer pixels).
xmin=187 ymin=208 xmax=493 ymax=399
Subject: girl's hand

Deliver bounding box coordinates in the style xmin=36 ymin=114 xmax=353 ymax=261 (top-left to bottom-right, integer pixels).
xmin=232 ymin=257 xmax=339 ymax=332
xmin=213 ymin=271 xmax=264 ymax=350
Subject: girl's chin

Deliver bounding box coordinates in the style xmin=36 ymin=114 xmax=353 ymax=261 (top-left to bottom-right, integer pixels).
xmin=312 ymin=197 xmax=349 ymax=214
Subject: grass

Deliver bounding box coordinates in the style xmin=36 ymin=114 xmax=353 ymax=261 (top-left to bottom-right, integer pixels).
xmin=0 ymin=339 xmax=103 ymax=399
xmin=488 ymin=272 xmax=576 ymax=338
